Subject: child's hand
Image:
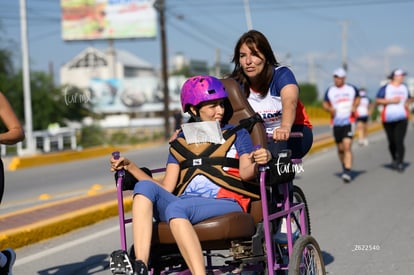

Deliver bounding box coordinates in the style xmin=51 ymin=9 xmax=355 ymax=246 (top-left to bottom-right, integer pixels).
xmin=250 ymin=148 xmax=272 ymax=165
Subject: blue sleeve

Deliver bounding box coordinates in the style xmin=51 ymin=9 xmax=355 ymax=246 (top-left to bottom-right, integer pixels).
xmin=376 ymin=85 xmax=386 ymax=99
xmin=167 ymin=132 xmax=184 ymax=164
xmin=352 ymin=85 xmax=360 ymax=97
xmin=269 ymin=67 xmax=298 ymax=96
xmin=234 ymin=128 xmax=254 ymax=156
xmin=323 ymin=88 xmax=330 ymax=102
xmin=167 ymin=151 xmax=178 ymax=164
xmin=404 ymin=84 xmax=411 ymax=98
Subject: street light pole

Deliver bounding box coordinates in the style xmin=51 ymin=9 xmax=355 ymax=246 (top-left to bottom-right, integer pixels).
xmin=340 ymin=20 xmax=349 ymax=71
xmin=155 ymin=0 xmax=170 ymax=140
xmin=243 ymin=0 xmax=253 ymax=30
xmin=19 ymin=0 xmax=35 ymax=154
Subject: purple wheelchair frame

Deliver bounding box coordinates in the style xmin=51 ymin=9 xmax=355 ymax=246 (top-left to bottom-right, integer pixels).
xmin=113 ymin=150 xmax=309 ymax=273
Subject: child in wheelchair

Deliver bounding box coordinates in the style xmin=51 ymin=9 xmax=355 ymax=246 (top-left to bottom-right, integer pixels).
xmin=109 ymin=75 xmax=272 ymax=275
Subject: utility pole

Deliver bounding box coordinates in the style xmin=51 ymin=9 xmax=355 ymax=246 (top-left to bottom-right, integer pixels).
xmin=107 ymin=39 xmax=117 ymax=78
xmin=307 ymin=54 xmax=317 ymax=84
xmin=243 ymin=0 xmax=253 ymax=30
xmin=214 ymin=48 xmax=221 ymax=77
xmin=19 ymin=0 xmax=35 ymax=155
xmin=154 ymin=0 xmax=170 ymax=139
xmin=340 ymin=20 xmax=349 ymax=71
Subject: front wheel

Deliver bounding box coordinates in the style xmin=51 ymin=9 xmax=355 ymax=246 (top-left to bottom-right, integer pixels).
xmin=288 ymin=235 xmax=325 ymax=275
xmin=292 ymin=185 xmax=311 ymax=235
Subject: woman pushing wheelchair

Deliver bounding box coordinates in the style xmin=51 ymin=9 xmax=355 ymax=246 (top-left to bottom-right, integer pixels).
xmin=109 ymin=75 xmax=272 ymax=275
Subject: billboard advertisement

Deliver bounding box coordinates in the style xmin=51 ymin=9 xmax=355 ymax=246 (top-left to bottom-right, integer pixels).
xmin=61 ymin=0 xmax=157 ymax=41
xmin=87 ymin=75 xmax=186 ymax=113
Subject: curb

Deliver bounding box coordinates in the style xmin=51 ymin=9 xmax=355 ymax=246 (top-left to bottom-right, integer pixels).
xmin=3 ymin=123 xmax=383 ymax=249
xmin=7 ymin=140 xmax=165 ymax=171
xmin=0 ymin=191 xmax=133 ymax=249
xmin=308 ymin=122 xmax=383 ymax=154
xmin=8 ymin=146 xmax=118 ymax=171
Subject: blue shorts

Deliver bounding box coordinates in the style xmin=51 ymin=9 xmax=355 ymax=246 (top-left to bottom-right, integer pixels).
xmin=134 ymin=180 xmax=243 ymax=224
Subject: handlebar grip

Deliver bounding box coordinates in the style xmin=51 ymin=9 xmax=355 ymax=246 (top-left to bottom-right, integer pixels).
xmin=266 ymin=131 xmax=304 ymax=139
xmin=112 ymin=151 xmax=120 ymax=160
xmin=290 ymin=132 xmax=304 ymax=138
xmin=112 ymin=151 xmax=125 ymax=177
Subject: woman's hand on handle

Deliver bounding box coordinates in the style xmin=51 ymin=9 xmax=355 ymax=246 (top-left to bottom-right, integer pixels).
xmin=273 ymin=126 xmax=291 ymax=141
xmin=270 ymin=129 xmax=304 ymax=141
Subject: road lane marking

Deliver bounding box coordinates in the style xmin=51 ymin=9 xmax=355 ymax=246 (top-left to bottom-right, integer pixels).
xmin=14 ymin=225 xmax=122 ymax=266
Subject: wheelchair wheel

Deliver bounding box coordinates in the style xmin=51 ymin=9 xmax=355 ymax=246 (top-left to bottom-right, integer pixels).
xmin=288 ymin=235 xmax=325 ymax=275
xmin=292 ymin=185 xmax=311 ymax=235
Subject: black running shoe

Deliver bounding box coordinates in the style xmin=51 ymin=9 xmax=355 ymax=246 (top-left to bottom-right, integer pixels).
xmin=0 ymin=248 xmax=16 ymax=275
xmin=397 ymin=163 xmax=404 ymax=173
xmin=341 ymin=171 xmax=351 ymax=183
xmin=109 ymin=250 xmax=134 ymax=275
xmin=133 ymin=260 xmax=148 ymax=275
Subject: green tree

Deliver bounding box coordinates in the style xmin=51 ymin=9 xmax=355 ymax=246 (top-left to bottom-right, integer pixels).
xmin=1 ymin=23 xmax=92 ymax=130
xmin=1 ymin=70 xmax=93 ymax=130
xmin=57 ymin=85 xmax=94 ymax=122
xmin=170 ymin=65 xmax=191 ymax=77
xmin=298 ymin=83 xmax=319 ymax=105
xmin=0 ymin=47 xmax=13 ymax=76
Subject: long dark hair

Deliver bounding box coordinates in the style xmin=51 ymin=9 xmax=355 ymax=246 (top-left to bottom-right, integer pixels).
xmin=230 ymin=30 xmax=280 ymax=97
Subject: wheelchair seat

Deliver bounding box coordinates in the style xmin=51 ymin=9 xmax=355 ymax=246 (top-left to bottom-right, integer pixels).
xmin=153 ymin=78 xmax=267 ymax=248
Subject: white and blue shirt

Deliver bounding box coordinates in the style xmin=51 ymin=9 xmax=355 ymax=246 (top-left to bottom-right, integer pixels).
xmin=324 ymin=84 xmax=359 ymax=126
xmin=247 ymin=66 xmax=297 ymax=135
xmin=356 ymin=95 xmax=371 ymax=118
xmin=376 ymin=83 xmax=410 ymax=122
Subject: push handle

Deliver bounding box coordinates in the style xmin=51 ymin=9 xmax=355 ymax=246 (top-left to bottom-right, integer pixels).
xmin=112 ymin=151 xmax=125 ymax=177
xmin=266 ymin=131 xmax=304 ymax=139
xmin=112 ymin=151 xmax=128 ymax=250
xmin=112 ymin=151 xmax=121 ymax=160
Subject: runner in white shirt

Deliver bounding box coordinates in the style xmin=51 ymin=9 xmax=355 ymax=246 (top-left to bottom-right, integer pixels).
xmin=376 ymin=69 xmax=413 ymax=172
xmin=322 ymin=68 xmax=360 ymax=182
xmin=355 ymin=88 xmax=373 ymax=146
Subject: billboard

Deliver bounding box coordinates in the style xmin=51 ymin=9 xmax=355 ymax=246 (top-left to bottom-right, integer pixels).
xmin=87 ymin=75 xmax=186 ymax=113
xmin=61 ymin=0 xmax=157 ymax=41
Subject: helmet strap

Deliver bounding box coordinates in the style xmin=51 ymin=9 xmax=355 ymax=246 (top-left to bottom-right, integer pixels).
xmin=188 ymin=108 xmax=201 ymax=122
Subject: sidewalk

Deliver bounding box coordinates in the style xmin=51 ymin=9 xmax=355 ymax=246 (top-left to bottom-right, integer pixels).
xmin=0 ymin=123 xmax=383 ymax=250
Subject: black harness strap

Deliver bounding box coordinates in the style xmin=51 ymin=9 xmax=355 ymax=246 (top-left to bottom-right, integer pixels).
xmin=171 ymin=114 xmax=263 ymax=195
xmin=183 ymin=165 xmax=260 ymax=196
xmin=180 ymin=157 xmax=239 ymax=170
xmin=224 ymin=113 xmax=264 ymax=139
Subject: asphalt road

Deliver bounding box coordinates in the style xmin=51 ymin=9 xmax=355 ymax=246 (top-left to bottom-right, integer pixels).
xmin=295 ymin=124 xmax=414 ymax=274
xmin=10 ymin=123 xmax=414 ymax=274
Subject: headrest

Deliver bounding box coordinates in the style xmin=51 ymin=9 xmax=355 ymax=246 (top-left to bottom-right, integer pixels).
xmin=220 ymin=78 xmax=267 ymax=149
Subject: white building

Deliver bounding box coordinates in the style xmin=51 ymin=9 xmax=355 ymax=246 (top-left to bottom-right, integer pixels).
xmin=60 ymin=46 xmax=156 ymax=88
xmin=59 ymin=47 xmax=186 ymax=115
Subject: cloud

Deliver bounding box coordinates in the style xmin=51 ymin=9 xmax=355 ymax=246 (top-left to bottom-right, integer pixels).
xmin=385 ymin=45 xmax=407 ymax=56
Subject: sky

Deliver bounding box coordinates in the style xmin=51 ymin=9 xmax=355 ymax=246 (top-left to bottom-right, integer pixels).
xmin=1 ymin=0 xmax=414 ymax=98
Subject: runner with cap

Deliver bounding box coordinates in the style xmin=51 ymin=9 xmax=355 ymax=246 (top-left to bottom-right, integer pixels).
xmin=322 ymin=68 xmax=360 ymax=183
xmin=376 ymin=69 xmax=413 ymax=172
xmin=355 ymin=88 xmax=374 ymax=146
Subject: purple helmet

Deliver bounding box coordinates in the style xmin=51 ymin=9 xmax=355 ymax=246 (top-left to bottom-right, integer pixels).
xmin=180 ymin=75 xmax=228 ymax=112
